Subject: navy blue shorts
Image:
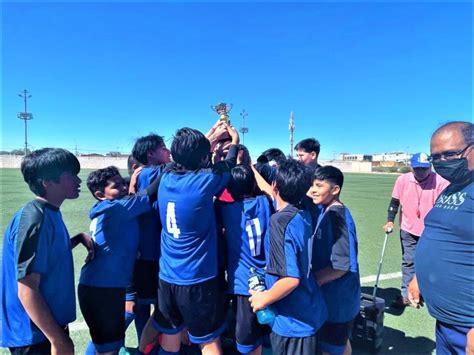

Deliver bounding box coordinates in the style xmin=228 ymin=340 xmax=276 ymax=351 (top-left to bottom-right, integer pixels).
xmin=234 ymin=295 xmax=265 ymax=353
xmin=154 ymin=277 xmax=227 ymax=344
xmin=319 ymin=319 xmax=354 ymax=354
xmin=270 ymin=332 xmax=318 ymax=355
xmin=133 ymin=259 xmax=158 ymax=304
xmin=78 ymin=284 xmax=125 ymax=353
xmin=436 ymin=320 xmax=470 ymax=355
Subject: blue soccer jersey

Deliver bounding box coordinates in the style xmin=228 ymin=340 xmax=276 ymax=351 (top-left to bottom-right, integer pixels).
xmin=79 ymin=194 xmax=151 ymax=288
xmin=136 ymin=166 xmax=164 ymax=261
xmin=158 ymin=151 xmax=236 ymax=285
xmin=265 ymin=205 xmax=327 ymax=338
xmin=1 ymin=199 xmax=76 ymax=347
xmin=216 ymin=195 xmax=272 ymax=295
xmin=312 ymin=205 xmax=361 ymax=323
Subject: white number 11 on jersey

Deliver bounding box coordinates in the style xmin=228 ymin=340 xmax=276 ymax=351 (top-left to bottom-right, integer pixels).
xmin=166 ymin=202 xmax=181 ymax=239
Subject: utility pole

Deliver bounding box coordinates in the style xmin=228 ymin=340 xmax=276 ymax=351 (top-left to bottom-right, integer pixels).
xmin=289 ymin=111 xmax=295 ymax=158
xmin=17 ymin=90 xmax=33 ymax=155
xmin=239 ymin=109 xmax=249 ymax=145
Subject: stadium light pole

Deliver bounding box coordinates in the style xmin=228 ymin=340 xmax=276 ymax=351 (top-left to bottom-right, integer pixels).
xmin=289 ymin=111 xmax=295 ymax=158
xmin=17 ymin=90 xmax=33 ymax=155
xmin=239 ymin=109 xmax=249 ymax=145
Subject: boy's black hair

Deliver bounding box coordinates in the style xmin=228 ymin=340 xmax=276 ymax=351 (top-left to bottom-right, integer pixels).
xmin=171 ymin=127 xmax=210 ymax=170
xmin=236 ymin=144 xmax=251 ymax=166
xmin=131 ymin=133 xmax=165 ymax=165
xmin=274 ymin=159 xmax=311 ymax=205
xmin=313 ymin=165 xmax=344 ymax=190
xmin=127 ymin=155 xmax=142 ymax=176
xmin=87 ymin=166 xmax=121 ymax=197
xmin=228 ymin=165 xmax=256 ymax=201
xmin=295 ymin=138 xmax=320 ymax=156
xmin=21 ymin=148 xmax=80 ymax=197
xmin=257 ymin=148 xmax=286 ymax=165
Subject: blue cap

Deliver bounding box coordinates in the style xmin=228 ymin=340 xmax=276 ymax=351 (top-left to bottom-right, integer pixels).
xmin=411 ymin=153 xmax=431 ymax=168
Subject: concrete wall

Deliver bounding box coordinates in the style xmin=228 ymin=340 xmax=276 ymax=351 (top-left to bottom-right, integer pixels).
xmin=1 ymin=155 xmax=372 ymax=173
xmin=320 ymin=160 xmax=372 ymax=173
xmin=0 ymin=155 xmax=128 ymax=170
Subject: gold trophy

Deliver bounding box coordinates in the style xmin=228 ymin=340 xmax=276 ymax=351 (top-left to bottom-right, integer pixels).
xmin=211 ymin=102 xmax=233 ymax=124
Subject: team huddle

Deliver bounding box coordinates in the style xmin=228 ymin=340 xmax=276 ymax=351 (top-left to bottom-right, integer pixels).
xmin=0 ymin=119 xmax=361 ymax=355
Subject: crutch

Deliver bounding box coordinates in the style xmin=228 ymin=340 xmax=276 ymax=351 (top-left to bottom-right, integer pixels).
xmin=372 ymin=227 xmax=392 ymax=300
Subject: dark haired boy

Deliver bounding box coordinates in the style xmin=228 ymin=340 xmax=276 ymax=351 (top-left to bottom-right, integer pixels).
xmin=255 ymin=148 xmax=287 ymax=184
xmin=249 ymin=159 xmax=327 ymax=355
xmin=130 ymin=134 xmax=171 ymax=340
xmin=131 ymin=133 xmax=170 ymax=166
xmin=310 ymin=166 xmax=361 ymax=355
xmin=295 ymin=138 xmax=321 ymax=171
xmin=1 ymin=148 xmax=94 ymax=354
xmin=141 ymin=126 xmax=239 ymax=355
xmin=215 ymin=165 xmax=273 ymax=355
xmin=78 ymin=166 xmax=160 ymax=354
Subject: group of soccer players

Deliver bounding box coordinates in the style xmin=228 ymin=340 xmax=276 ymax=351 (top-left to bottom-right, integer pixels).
xmin=1 ymin=119 xmax=361 ymax=355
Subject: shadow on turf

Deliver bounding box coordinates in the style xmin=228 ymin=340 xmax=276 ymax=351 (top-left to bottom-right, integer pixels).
xmin=361 ymin=286 xmax=406 ymax=316
xmin=353 ymin=326 xmax=436 ymax=354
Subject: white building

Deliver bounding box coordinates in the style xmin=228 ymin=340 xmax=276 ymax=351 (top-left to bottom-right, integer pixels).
xmin=337 ymin=153 xmax=373 ymax=162
xmin=372 ymin=152 xmax=412 ymax=163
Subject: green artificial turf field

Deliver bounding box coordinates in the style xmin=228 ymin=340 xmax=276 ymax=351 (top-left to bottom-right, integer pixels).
xmin=0 ymin=168 xmax=436 ymax=354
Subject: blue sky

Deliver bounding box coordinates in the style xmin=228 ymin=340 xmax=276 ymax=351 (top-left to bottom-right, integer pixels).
xmin=2 ymin=1 xmax=472 ymax=159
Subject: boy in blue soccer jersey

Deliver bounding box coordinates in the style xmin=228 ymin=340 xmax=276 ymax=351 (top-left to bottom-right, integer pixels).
xmin=249 ymin=159 xmax=328 ymax=355
xmin=78 ymin=166 xmax=160 ymax=355
xmin=139 ymin=125 xmax=239 ymax=355
xmin=130 ymin=133 xmax=171 ymax=340
xmin=0 ymin=148 xmax=94 ymax=354
xmin=215 ymin=165 xmax=273 ymax=355
xmin=310 ymin=166 xmax=361 ymax=355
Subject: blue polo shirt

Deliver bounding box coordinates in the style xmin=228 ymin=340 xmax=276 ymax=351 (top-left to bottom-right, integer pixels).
xmin=1 ymin=199 xmax=76 ymax=347
xmin=136 ymin=166 xmax=164 ymax=261
xmin=312 ymin=204 xmax=361 ymax=323
xmin=416 ymin=181 xmax=474 ymax=327
xmin=79 ymin=194 xmax=151 ymax=288
xmin=265 ymin=205 xmax=327 ymax=337
xmin=216 ymin=195 xmax=272 ymax=295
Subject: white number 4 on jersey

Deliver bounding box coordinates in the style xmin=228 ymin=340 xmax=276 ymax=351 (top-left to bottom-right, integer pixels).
xmin=166 ymin=202 xmax=181 ymax=239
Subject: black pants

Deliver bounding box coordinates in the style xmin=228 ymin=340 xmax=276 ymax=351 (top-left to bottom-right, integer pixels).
xmin=400 ymin=229 xmax=420 ymax=297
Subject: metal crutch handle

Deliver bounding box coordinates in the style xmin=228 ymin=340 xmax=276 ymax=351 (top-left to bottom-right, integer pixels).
xmin=372 ymin=227 xmax=392 ymax=300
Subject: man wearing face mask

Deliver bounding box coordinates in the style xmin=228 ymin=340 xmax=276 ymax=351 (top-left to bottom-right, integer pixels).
xmin=408 ymin=121 xmax=473 ymax=355
xmin=383 ymin=152 xmax=449 ymax=308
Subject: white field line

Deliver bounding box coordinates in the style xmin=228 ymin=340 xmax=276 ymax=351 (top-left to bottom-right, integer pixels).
xmin=68 ymin=271 xmax=402 ymax=333
xmin=360 ymin=271 xmax=402 ymax=285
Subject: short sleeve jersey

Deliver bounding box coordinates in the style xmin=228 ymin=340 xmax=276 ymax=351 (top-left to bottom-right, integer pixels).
xmin=216 ymin=195 xmax=272 ymax=295
xmin=265 ymin=205 xmax=327 ymax=337
xmin=158 ymin=165 xmax=231 ymax=285
xmin=1 ymin=200 xmax=76 ymax=347
xmin=312 ymin=205 xmax=361 ymax=322
xmin=79 ymin=194 xmax=151 ymax=288
xmin=416 ymin=181 xmax=474 ymax=327
xmin=391 ymin=172 xmax=449 ymax=236
xmin=136 ymin=166 xmax=163 ymax=261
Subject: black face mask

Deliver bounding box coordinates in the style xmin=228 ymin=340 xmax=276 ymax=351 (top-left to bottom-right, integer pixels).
xmin=433 ymin=158 xmax=473 ymax=185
